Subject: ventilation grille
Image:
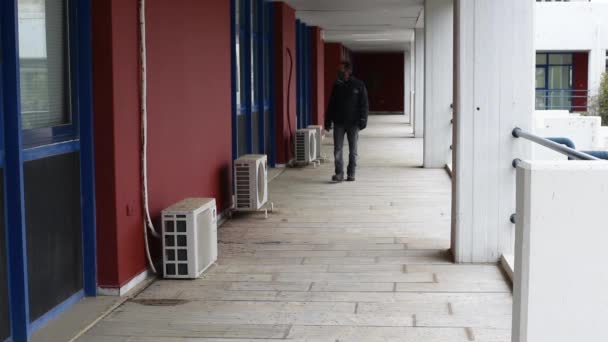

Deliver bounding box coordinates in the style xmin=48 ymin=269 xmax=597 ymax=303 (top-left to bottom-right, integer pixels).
xmin=235 ymin=162 xmax=251 ymax=209
xmin=163 ymin=214 xmax=189 ymax=277
xmin=296 ymin=131 xmax=306 ymax=162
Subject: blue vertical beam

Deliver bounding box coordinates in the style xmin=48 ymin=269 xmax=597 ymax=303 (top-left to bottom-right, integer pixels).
xmin=305 ymin=26 xmax=312 ymax=127
xmin=303 ymin=23 xmax=309 ymax=128
xmin=303 ymin=25 xmax=307 ymax=128
xmin=243 ymin=0 xmax=253 ymax=153
xmin=256 ymin=0 xmax=265 ymax=155
xmin=267 ymin=2 xmax=276 ymax=167
xmin=301 ymin=22 xmax=308 ymax=128
xmin=230 ymin=0 xmax=238 ymax=160
xmin=298 ymin=21 xmax=305 ymax=129
xmin=295 ymin=20 xmax=301 ymax=129
xmin=1 ymin=0 xmax=31 ymax=340
xmin=76 ymin=0 xmax=97 ymax=297
xmin=300 ymin=24 xmax=305 ymax=129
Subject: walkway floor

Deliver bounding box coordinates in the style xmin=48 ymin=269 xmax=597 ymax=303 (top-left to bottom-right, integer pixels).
xmin=80 ymin=115 xmax=512 ymax=342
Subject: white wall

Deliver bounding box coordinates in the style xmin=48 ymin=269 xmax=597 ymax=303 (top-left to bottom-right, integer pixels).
xmin=536 ymin=2 xmax=608 ymax=95
xmin=533 ymin=111 xmax=603 ymax=160
xmin=513 ymin=160 xmax=608 ymax=342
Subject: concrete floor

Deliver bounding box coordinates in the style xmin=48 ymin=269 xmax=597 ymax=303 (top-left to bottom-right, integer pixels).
xmin=79 ymin=115 xmax=512 ymax=342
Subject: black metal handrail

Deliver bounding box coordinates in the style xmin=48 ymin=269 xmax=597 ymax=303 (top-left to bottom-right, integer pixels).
xmin=512 ymin=127 xmax=600 ymax=161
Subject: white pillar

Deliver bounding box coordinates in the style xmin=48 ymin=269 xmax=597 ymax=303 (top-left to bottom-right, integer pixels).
xmin=414 ymin=28 xmax=425 ymax=138
xmin=588 ymin=47 xmax=605 ymax=98
xmin=513 ymin=161 xmax=608 ymax=342
xmin=452 ymin=0 xmax=534 ymax=263
xmin=404 ymin=50 xmax=412 ymax=120
xmin=424 ymin=0 xmax=453 ymax=168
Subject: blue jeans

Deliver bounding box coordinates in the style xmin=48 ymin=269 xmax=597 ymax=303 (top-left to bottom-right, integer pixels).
xmin=334 ymin=125 xmax=359 ymax=177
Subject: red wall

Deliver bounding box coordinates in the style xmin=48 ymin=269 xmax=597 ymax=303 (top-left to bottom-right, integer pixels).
xmin=572 ymin=52 xmax=589 ymax=112
xmin=324 ymin=43 xmax=344 ymax=113
xmin=273 ymin=2 xmax=297 ymax=164
xmin=92 ymin=0 xmax=232 ymax=288
xmin=352 ymin=52 xmax=405 ymax=112
xmin=311 ymin=27 xmax=325 ymax=126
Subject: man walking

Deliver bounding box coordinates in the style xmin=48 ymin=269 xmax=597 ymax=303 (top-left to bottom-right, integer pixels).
xmin=324 ymin=61 xmax=369 ymax=182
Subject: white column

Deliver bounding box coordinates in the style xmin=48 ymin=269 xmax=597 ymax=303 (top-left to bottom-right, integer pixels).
xmin=404 ymin=50 xmax=412 ymax=120
xmin=513 ymin=161 xmax=608 ymax=342
xmin=414 ymin=28 xmax=425 ymax=138
xmin=452 ymin=0 xmax=534 ymax=263
xmin=588 ymin=47 xmax=605 ymax=98
xmin=424 ymin=0 xmax=453 ymax=168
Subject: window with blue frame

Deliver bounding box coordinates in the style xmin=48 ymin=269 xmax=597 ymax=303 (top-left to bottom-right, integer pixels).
xmin=235 ymin=0 xmax=250 ymax=157
xmin=232 ymin=0 xmax=275 ymax=160
xmin=251 ymin=0 xmax=260 ymax=153
xmin=536 ymin=52 xmax=573 ymax=111
xmin=1 ymin=0 xmax=97 ymax=339
xmin=18 ymin=0 xmax=78 ymax=148
xmin=262 ymin=1 xmax=272 ymax=157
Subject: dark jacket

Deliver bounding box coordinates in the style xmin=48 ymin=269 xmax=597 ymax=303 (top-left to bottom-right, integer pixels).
xmin=325 ymin=77 xmax=369 ymax=130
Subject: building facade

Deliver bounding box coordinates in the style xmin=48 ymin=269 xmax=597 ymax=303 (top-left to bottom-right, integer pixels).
xmin=535 ymin=0 xmax=608 ymax=112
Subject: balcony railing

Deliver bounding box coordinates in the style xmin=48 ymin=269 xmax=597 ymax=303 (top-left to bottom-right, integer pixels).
xmin=535 ymin=89 xmax=590 ymax=112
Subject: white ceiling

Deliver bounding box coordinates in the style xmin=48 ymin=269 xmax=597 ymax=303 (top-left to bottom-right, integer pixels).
xmin=278 ymin=0 xmax=424 ymax=52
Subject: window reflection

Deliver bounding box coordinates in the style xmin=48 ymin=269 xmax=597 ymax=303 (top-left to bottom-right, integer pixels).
xmin=18 ymin=0 xmax=71 ymax=130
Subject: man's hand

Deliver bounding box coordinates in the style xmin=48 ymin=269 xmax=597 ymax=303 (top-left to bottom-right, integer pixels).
xmin=324 ymin=123 xmax=332 ymax=132
xmin=359 ymin=119 xmax=367 ymax=131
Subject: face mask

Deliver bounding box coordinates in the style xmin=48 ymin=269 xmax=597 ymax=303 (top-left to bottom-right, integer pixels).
xmin=337 ymin=70 xmax=346 ymax=81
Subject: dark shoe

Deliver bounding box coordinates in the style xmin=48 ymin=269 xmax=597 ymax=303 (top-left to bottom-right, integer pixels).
xmin=346 ymin=176 xmax=356 ymax=182
xmin=332 ymin=174 xmax=344 ymax=182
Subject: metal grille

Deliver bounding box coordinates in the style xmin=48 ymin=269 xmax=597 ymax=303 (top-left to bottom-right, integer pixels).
xmin=163 ymin=215 xmax=189 ymax=277
xmin=296 ymin=131 xmax=306 ymax=162
xmin=235 ymin=163 xmax=251 ymax=209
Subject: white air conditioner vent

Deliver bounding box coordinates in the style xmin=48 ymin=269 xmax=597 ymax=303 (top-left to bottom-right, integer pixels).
xmin=162 ymin=198 xmax=217 ymax=279
xmin=234 ymin=154 xmax=268 ymax=211
xmin=295 ymin=129 xmax=317 ymax=164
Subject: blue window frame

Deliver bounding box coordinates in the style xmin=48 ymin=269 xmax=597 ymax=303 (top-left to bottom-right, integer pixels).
xmin=18 ymin=0 xmax=81 ymax=151
xmin=231 ymin=0 xmax=275 ymax=160
xmin=1 ymin=0 xmax=97 ymax=340
xmin=295 ymin=20 xmax=302 ymax=129
xmin=295 ymin=21 xmax=313 ymax=129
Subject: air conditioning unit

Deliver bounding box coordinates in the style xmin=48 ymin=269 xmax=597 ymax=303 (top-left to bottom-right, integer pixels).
xmin=162 ymin=198 xmax=217 ymax=279
xmin=308 ymin=125 xmax=324 ymax=161
xmin=234 ymin=154 xmax=268 ymax=211
xmin=295 ymin=128 xmax=317 ymax=164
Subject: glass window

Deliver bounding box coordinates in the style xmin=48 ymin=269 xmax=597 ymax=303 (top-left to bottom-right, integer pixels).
xmin=536 ymin=53 xmax=547 ymax=66
xmin=548 ymin=65 xmax=572 ymax=110
xmin=536 ymin=91 xmax=547 ymax=110
xmin=548 ymin=53 xmax=572 ymax=65
xmin=18 ymin=0 xmax=71 ymax=130
xmin=263 ymin=3 xmax=271 ymax=104
xmin=536 ymin=67 xmax=546 ymax=89
xmin=251 ymin=0 xmax=259 ymax=105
